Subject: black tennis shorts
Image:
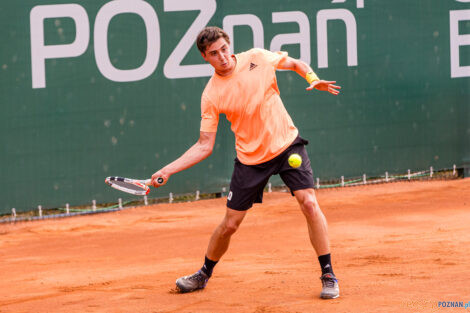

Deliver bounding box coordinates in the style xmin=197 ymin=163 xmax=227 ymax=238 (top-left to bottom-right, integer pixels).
xmin=227 ymin=136 xmax=315 ymax=211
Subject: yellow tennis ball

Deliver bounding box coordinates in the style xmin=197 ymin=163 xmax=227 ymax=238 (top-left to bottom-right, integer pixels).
xmin=288 ymin=153 xmax=302 ymax=168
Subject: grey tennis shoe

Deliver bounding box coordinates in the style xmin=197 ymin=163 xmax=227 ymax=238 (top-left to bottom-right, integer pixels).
xmin=175 ymin=269 xmax=339 ymax=297
xmin=176 ymin=270 xmax=209 ymax=293
xmin=320 ymin=273 xmax=340 ymax=299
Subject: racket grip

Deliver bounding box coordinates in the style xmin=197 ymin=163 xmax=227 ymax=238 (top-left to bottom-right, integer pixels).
xmin=145 ymin=178 xmax=164 ymax=185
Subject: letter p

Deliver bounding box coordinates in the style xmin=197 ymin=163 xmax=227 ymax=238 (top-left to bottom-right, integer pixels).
xmin=30 ymin=4 xmax=89 ymax=88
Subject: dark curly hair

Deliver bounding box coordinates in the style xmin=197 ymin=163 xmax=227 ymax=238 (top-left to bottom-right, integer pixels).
xmin=196 ymin=26 xmax=230 ymax=54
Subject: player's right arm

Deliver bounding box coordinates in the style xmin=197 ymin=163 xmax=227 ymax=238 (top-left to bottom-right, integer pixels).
xmin=150 ymin=131 xmax=216 ymax=187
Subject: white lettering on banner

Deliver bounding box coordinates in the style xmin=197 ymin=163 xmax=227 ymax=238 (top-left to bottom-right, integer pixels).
xmin=449 ymin=10 xmax=470 ymax=78
xmin=30 ymin=2 xmax=364 ymax=88
xmin=270 ymin=11 xmax=310 ymax=65
xmin=223 ymin=14 xmax=264 ymax=52
xmin=94 ymin=0 xmax=160 ymax=82
xmin=316 ymin=9 xmax=358 ymax=68
xmin=30 ymin=4 xmax=89 ymax=88
xmin=331 ymin=0 xmax=364 ymax=9
xmin=163 ymin=0 xmax=216 ymax=79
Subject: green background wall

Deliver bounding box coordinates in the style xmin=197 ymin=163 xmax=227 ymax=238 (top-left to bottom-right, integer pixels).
xmin=1 ymin=0 xmax=469 ymax=213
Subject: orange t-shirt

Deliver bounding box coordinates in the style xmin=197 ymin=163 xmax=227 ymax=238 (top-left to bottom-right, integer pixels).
xmin=200 ymin=48 xmax=298 ymax=165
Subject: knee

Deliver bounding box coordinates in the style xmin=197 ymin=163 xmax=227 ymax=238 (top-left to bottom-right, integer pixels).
xmin=221 ymin=220 xmax=240 ymax=237
xmin=300 ymin=199 xmax=321 ymax=219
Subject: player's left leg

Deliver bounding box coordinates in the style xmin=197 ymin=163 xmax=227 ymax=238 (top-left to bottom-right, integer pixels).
xmin=293 ymin=188 xmax=339 ymax=299
xmin=293 ymin=188 xmax=329 ymax=255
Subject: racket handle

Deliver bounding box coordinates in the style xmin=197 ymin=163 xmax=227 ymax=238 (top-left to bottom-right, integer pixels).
xmin=144 ymin=178 xmax=164 ymax=185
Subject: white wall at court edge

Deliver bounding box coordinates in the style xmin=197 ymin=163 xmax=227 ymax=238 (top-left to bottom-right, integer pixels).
xmin=30 ymin=4 xmax=89 ymax=89
xmin=94 ymin=0 xmax=160 ymax=82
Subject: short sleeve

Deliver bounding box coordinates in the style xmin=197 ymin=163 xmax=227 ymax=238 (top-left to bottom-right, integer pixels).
xmin=257 ymin=49 xmax=288 ymax=69
xmin=200 ymin=93 xmax=219 ymax=132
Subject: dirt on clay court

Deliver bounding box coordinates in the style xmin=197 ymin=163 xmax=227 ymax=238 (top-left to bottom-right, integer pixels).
xmin=0 ymin=179 xmax=469 ymax=313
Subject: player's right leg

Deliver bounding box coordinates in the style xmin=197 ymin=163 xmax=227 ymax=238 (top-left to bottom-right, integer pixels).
xmin=176 ymin=157 xmax=271 ymax=293
xmin=206 ymin=207 xmax=247 ymax=261
xmin=175 ymin=207 xmax=247 ymax=293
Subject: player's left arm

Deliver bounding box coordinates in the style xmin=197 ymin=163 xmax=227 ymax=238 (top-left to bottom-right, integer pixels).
xmin=277 ymin=56 xmax=341 ymax=95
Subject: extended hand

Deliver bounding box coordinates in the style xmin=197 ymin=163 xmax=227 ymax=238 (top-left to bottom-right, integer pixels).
xmin=151 ymin=170 xmax=169 ymax=188
xmin=306 ymin=80 xmax=341 ymax=95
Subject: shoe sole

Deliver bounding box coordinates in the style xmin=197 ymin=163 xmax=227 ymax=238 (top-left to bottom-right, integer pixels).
xmin=175 ymin=280 xmax=191 ymax=293
xmin=175 ymin=280 xmax=204 ymax=293
xmin=321 ymin=294 xmax=339 ymax=299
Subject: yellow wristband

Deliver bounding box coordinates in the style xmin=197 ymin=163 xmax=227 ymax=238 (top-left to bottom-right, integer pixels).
xmin=305 ymin=71 xmax=319 ymax=84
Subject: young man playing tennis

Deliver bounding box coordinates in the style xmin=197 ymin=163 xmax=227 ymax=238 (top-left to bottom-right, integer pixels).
xmin=151 ymin=26 xmax=341 ymax=299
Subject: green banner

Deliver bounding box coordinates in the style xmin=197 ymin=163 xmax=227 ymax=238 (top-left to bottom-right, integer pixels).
xmin=1 ymin=0 xmax=469 ymax=213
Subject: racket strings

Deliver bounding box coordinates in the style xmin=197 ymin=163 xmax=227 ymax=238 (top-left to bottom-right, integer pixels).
xmin=113 ymin=181 xmax=145 ymax=192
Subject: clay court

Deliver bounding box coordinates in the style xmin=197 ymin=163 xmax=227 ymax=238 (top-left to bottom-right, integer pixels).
xmin=1 ymin=179 xmax=469 ymax=313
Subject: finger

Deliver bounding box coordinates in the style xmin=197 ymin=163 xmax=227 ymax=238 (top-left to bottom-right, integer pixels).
xmin=151 ymin=175 xmax=161 ymax=187
xmin=330 ymin=85 xmax=341 ymax=89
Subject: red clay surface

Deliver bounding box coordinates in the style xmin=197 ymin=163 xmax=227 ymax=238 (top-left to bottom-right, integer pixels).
xmin=1 ymin=179 xmax=469 ymax=313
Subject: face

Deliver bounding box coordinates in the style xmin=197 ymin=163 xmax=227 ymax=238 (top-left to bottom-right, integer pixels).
xmin=201 ymin=37 xmax=234 ymax=76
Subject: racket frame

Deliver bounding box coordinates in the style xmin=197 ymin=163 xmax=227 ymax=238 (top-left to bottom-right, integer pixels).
xmin=105 ymin=176 xmax=151 ymax=196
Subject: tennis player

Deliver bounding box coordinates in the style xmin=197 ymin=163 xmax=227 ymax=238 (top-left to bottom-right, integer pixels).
xmin=151 ymin=26 xmax=341 ymax=299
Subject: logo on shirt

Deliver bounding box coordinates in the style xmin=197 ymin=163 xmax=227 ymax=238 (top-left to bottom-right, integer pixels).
xmin=249 ymin=62 xmax=258 ymax=71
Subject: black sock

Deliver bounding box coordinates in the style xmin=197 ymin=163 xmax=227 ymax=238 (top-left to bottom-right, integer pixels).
xmin=318 ymin=253 xmax=334 ymax=275
xmin=200 ymin=256 xmax=218 ymax=277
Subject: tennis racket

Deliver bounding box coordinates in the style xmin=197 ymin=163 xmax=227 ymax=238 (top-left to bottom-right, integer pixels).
xmin=105 ymin=176 xmax=164 ymax=196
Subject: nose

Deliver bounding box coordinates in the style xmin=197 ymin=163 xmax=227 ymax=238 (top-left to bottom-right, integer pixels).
xmin=218 ymin=52 xmax=226 ymax=62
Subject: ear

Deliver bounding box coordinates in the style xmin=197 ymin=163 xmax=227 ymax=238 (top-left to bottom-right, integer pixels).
xmin=200 ymin=51 xmax=207 ymax=61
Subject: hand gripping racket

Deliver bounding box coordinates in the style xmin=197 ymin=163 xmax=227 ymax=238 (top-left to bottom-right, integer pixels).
xmin=105 ymin=176 xmax=164 ymax=196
